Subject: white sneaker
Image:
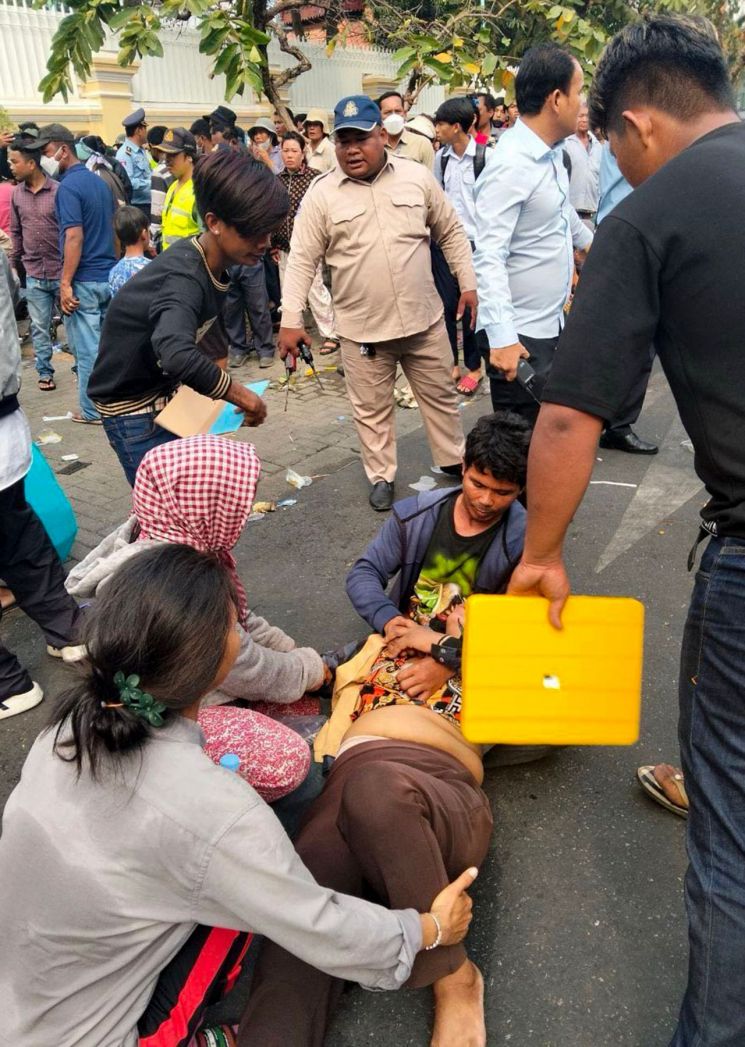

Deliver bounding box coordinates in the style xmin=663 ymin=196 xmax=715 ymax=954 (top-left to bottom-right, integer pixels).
xmin=0 ymin=681 xmax=44 ymax=720
xmin=46 ymin=644 xmax=87 ymax=664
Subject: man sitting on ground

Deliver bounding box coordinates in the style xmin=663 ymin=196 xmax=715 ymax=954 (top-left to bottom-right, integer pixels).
xmin=238 ymin=412 xmax=530 ymax=1047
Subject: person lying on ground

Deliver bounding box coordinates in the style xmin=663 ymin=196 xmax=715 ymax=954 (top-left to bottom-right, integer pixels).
xmin=87 ymin=149 xmax=289 ymax=486
xmin=0 ymin=544 xmax=477 ymax=1047
xmin=238 ymin=412 xmax=530 ymax=1047
xmin=65 ymin=434 xmax=328 ymax=806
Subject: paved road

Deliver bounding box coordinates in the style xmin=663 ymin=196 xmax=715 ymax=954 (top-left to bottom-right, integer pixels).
xmin=2 ymin=353 xmax=695 ymax=1046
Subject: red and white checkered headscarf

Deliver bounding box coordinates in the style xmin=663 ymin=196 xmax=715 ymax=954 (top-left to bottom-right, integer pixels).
xmin=133 ymin=435 xmax=261 ymax=626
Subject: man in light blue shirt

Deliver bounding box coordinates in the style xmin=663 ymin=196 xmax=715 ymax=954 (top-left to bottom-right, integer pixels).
xmin=432 ymin=97 xmax=487 ymax=394
xmin=116 ymin=109 xmax=152 ymax=221
xmin=474 ymin=43 xmax=592 ymax=423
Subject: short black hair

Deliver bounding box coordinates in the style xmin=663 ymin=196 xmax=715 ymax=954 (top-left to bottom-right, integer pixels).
xmin=378 ymin=91 xmax=404 ymax=108
xmin=464 ymin=411 xmax=532 ymax=487
xmin=494 ymin=96 xmax=505 ymax=107
xmin=281 ymin=130 xmax=307 ymax=150
xmin=295 ymin=112 xmax=307 ymax=125
xmin=434 ymin=98 xmax=476 ymax=134
xmin=8 ymin=140 xmax=41 ymax=167
xmin=589 ymin=15 xmax=735 ymax=137
xmin=190 ymin=117 xmax=211 ymax=139
xmin=476 ymin=91 xmax=497 ymax=111
xmin=114 ymin=205 xmax=148 ymax=247
xmin=515 ymin=44 xmax=577 ymax=116
xmin=193 ymin=149 xmax=289 ymax=237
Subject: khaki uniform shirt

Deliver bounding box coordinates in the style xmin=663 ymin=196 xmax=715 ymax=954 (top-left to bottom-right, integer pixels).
xmin=282 ymin=155 xmax=476 ymax=343
xmin=389 ymin=129 xmax=435 ymax=168
xmin=306 ymin=136 xmax=336 ymax=174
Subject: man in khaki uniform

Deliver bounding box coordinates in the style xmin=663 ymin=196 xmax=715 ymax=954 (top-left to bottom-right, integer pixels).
xmin=379 ymin=91 xmax=436 ymax=167
xmin=279 ymin=95 xmax=477 ymax=512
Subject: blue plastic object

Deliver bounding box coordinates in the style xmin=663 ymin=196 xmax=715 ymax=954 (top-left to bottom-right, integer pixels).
xmin=219 ymin=753 xmax=241 ymax=773
xmin=25 ymin=445 xmax=78 ymax=561
xmin=210 ymin=381 xmax=270 ymax=435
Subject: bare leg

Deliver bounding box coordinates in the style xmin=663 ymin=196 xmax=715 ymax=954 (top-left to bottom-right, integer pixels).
xmin=431 ymin=958 xmax=486 ymax=1047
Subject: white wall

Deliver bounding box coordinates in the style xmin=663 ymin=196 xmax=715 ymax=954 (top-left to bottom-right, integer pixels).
xmin=0 ymin=1 xmax=444 ymax=119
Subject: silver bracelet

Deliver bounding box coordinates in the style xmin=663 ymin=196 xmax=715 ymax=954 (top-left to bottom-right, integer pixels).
xmin=424 ymin=911 xmax=442 ymax=951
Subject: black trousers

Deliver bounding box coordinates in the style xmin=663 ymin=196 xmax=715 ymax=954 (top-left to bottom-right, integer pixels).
xmin=605 ymin=346 xmax=656 ymax=435
xmin=0 ymin=475 xmax=81 ymax=698
xmin=431 ymin=243 xmax=481 ymax=372
xmin=223 ymin=263 xmax=274 ymax=359
xmin=483 ymin=330 xmax=558 ymax=428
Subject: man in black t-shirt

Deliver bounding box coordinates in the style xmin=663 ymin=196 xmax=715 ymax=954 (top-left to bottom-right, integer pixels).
xmin=505 ymin=18 xmax=745 ymax=1046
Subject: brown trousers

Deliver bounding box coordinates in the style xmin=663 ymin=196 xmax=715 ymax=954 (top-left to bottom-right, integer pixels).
xmin=340 ymin=318 xmax=466 ymax=484
xmin=237 ymin=740 xmax=493 ymax=1047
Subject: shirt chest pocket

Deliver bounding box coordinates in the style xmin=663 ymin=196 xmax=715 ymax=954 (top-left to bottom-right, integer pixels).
xmin=329 ymin=202 xmax=368 ymax=249
xmin=387 ymin=189 xmax=427 ymax=237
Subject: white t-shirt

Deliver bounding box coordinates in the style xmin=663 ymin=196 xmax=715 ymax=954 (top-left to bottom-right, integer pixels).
xmin=0 ymin=407 xmax=31 ymax=493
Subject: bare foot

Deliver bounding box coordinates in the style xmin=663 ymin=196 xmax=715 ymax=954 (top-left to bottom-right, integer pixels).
xmin=0 ymin=586 xmax=15 ymax=611
xmin=431 ymin=959 xmax=485 ymax=1047
xmin=653 ymin=763 xmax=688 ymax=809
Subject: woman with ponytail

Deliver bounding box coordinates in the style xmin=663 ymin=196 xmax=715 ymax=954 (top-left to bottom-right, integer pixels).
xmin=0 ymin=544 xmax=476 ymax=1046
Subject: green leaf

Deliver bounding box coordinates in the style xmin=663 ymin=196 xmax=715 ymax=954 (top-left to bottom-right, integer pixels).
xmin=392 ymin=44 xmax=417 ymax=62
xmin=481 ymin=52 xmax=498 ymax=76
xmin=108 ymin=7 xmax=136 ymax=30
xmin=212 ymin=42 xmax=238 ymax=74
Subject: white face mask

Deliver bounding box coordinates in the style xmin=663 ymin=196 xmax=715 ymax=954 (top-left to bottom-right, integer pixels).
xmin=383 ymin=113 xmax=405 ymax=137
xmin=41 ymin=155 xmax=60 ymax=178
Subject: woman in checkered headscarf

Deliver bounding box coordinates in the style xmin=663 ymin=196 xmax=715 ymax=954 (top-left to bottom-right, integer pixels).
xmin=66 ymin=434 xmax=328 ymax=804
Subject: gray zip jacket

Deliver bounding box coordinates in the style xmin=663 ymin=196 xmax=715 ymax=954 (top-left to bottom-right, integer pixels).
xmin=0 ymin=718 xmax=420 ymax=1046
xmin=66 ymin=519 xmax=325 ymax=705
xmin=0 ymin=251 xmax=20 ymax=402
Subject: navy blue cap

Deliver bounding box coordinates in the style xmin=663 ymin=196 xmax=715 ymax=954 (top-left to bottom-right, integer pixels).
xmin=333 ymin=96 xmax=381 ymax=134
xmin=122 ymin=108 xmax=146 ymax=131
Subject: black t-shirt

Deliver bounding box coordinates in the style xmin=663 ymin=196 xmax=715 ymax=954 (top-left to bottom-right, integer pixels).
xmin=408 ymin=499 xmax=504 ymax=628
xmin=88 ymin=237 xmax=231 ymax=415
xmin=544 ymin=122 xmax=745 ymax=537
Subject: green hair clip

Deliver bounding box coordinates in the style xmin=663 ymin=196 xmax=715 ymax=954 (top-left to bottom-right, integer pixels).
xmin=112 ymin=671 xmax=168 ymax=727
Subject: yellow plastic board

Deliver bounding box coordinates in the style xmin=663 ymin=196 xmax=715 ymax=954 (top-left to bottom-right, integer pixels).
xmin=461 ymin=594 xmax=644 ymax=746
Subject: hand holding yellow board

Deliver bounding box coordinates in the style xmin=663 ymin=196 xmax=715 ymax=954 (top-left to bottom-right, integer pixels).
xmin=462 ymin=594 xmax=644 ymax=746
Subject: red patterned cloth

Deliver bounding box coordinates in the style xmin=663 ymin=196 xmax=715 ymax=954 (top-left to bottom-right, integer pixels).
xmin=133 ymin=435 xmax=261 ymax=626
xmin=198 ymin=706 xmax=310 ymax=803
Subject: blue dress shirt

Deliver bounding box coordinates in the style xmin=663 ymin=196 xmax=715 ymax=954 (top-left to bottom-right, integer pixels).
xmin=473 ymin=119 xmax=593 ymax=347
xmin=116 ymin=139 xmax=152 ymax=207
xmin=596 ymin=142 xmax=633 ymax=225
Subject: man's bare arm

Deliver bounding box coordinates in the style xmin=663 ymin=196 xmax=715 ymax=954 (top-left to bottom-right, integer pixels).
xmin=507 ymin=403 xmax=603 ymax=627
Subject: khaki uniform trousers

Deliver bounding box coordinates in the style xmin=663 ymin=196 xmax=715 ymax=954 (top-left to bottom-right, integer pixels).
xmin=339 ymin=316 xmax=466 ymax=484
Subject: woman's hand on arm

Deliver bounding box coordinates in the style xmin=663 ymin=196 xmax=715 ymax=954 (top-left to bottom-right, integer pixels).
xmin=419 ymin=867 xmax=478 ymax=949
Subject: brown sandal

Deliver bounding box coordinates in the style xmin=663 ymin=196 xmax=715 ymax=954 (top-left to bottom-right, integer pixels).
xmin=38 ymin=377 xmax=56 ymax=391
xmin=319 ymin=339 xmax=340 ymax=355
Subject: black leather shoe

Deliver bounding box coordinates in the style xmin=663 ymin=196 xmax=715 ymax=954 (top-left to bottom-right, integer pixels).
xmin=599 ymin=429 xmax=658 ymax=455
xmin=369 ymin=481 xmax=394 ymax=511
xmin=438 ymin=463 xmax=463 ymax=477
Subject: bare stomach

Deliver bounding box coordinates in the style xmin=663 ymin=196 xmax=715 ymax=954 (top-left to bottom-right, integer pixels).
xmin=343 ymin=705 xmax=484 ymax=785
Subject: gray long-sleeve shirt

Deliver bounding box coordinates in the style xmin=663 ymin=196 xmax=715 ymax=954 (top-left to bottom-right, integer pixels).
xmin=0 ymin=717 xmax=421 ymax=1046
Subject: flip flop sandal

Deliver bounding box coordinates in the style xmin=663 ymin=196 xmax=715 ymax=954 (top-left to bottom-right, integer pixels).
xmin=38 ymin=377 xmax=56 ymax=391
xmin=319 ymin=339 xmax=340 ymax=355
xmin=71 ymin=414 xmax=103 ymax=425
xmin=637 ymin=764 xmax=688 ymax=817
xmin=457 ymin=374 xmax=482 ymax=396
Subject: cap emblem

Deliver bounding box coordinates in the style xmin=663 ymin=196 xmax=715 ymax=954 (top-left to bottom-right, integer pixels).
xmin=343 ymin=100 xmax=359 ymax=118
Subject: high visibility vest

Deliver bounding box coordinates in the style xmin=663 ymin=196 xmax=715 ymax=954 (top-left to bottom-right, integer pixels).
xmin=162 ymin=178 xmax=200 ymax=249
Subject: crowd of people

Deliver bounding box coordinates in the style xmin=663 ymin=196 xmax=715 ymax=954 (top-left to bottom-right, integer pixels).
xmin=1 ymin=11 xmax=745 ymax=1047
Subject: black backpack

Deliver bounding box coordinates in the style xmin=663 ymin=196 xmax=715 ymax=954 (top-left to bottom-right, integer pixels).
xmin=439 ymin=141 xmax=489 ymax=185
